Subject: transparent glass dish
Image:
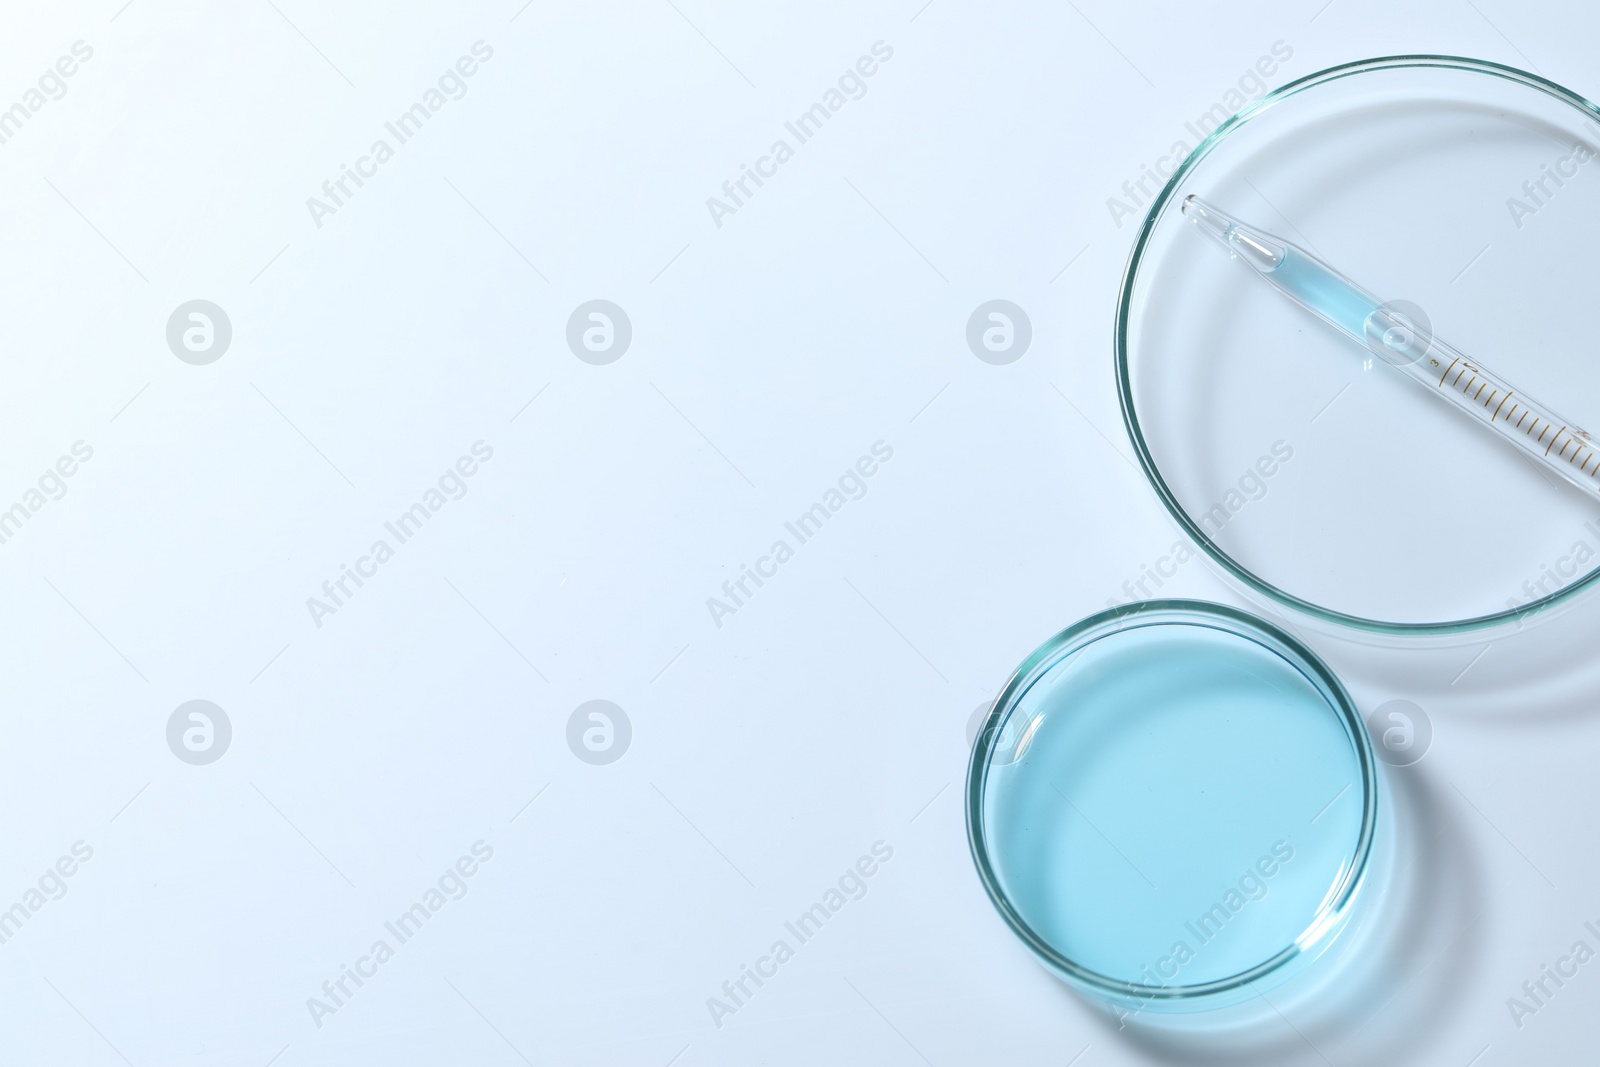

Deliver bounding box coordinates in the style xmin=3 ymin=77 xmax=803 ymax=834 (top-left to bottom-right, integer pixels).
xmin=1117 ymin=56 xmax=1600 ymax=639
xmin=966 ymin=601 xmax=1379 ymax=1012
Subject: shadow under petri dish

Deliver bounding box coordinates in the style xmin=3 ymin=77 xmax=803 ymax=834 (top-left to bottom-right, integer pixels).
xmin=977 ymin=615 xmax=1367 ymax=1002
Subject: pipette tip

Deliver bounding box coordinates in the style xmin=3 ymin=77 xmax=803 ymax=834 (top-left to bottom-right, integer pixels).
xmin=1181 ymin=195 xmax=1283 ymax=272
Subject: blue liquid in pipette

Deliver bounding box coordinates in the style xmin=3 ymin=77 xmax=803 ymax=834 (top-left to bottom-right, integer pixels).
xmin=1267 ymin=247 xmax=1384 ymax=340
xmin=981 ymin=623 xmax=1365 ymax=990
xmin=1183 ymin=194 xmax=1600 ymax=505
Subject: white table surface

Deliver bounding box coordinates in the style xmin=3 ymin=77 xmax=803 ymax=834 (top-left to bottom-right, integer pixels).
xmin=0 ymin=1 xmax=1595 ymax=1063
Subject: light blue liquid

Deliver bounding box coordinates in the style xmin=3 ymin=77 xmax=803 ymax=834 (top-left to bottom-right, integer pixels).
xmin=981 ymin=622 xmax=1364 ymax=992
xmin=1268 ymin=246 xmax=1382 ymax=342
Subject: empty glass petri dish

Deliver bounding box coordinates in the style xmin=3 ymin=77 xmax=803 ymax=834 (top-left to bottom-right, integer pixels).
xmin=1118 ymin=56 xmax=1600 ymax=639
xmin=966 ymin=601 xmax=1378 ymax=1012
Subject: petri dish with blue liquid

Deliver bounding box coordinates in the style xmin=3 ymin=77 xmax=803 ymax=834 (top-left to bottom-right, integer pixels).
xmin=967 ymin=600 xmax=1377 ymax=1012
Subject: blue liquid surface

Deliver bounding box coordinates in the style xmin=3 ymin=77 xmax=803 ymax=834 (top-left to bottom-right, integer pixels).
xmin=980 ymin=622 xmax=1364 ymax=989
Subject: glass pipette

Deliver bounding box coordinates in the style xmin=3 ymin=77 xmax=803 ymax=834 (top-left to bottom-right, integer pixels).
xmin=1183 ymin=195 xmax=1600 ymax=501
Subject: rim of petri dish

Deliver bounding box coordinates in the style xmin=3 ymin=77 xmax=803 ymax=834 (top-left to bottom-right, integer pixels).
xmin=1115 ymin=55 xmax=1600 ymax=638
xmin=965 ymin=599 xmax=1378 ymax=1006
